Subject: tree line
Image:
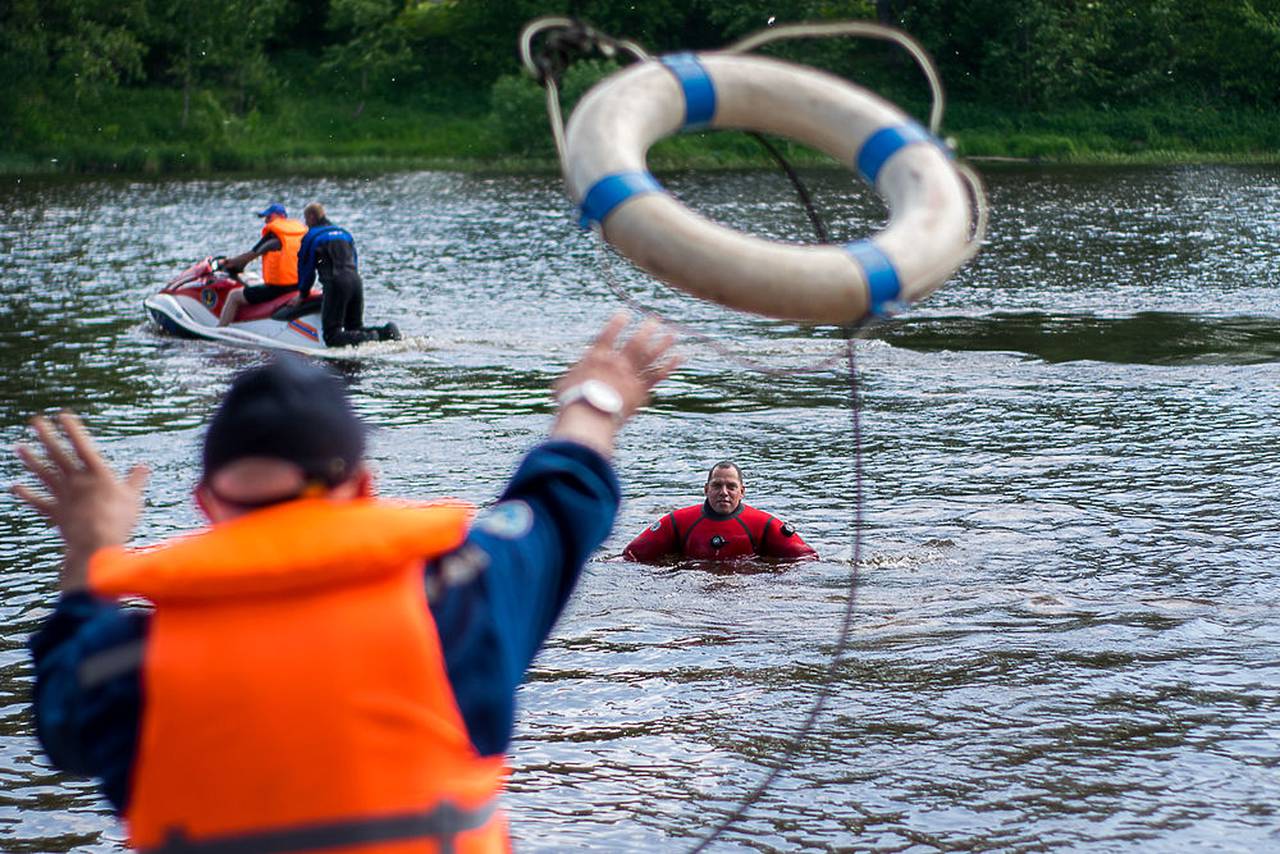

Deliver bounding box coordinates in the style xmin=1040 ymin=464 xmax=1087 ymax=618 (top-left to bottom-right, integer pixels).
xmin=2 ymin=0 xmax=1277 ymax=158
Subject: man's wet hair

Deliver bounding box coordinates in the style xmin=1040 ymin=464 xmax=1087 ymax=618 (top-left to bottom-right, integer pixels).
xmin=706 ymin=460 xmax=744 ymax=485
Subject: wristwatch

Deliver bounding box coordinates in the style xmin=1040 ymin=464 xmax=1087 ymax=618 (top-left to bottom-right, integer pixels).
xmin=557 ymin=379 xmax=624 ymax=420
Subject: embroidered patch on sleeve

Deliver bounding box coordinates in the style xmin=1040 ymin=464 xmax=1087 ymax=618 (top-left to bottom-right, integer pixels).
xmin=474 ymin=500 xmax=534 ymax=539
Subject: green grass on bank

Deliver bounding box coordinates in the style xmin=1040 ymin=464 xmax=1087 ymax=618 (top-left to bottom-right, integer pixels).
xmin=946 ymin=101 xmax=1280 ymax=163
xmin=3 ymin=84 xmax=1279 ymax=176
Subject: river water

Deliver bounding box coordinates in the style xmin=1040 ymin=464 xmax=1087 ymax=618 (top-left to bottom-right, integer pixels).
xmin=0 ymin=164 xmax=1277 ymax=851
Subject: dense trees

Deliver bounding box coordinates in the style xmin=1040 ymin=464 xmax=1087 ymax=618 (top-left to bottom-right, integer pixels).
xmin=1 ymin=0 xmax=1276 ymax=166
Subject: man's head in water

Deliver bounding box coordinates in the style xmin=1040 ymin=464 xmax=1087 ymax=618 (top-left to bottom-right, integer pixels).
xmin=195 ymin=356 xmax=371 ymax=523
xmin=704 ymin=461 xmax=745 ymax=515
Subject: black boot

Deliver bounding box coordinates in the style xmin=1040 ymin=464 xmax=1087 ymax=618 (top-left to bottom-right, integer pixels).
xmin=379 ymin=322 xmax=402 ymax=341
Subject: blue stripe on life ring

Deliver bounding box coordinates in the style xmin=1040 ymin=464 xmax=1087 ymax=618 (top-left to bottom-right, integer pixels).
xmin=659 ymin=53 xmax=717 ymax=129
xmin=844 ymin=240 xmax=902 ymax=315
xmin=578 ymin=171 xmax=664 ymax=229
xmin=856 ymin=122 xmax=936 ymax=185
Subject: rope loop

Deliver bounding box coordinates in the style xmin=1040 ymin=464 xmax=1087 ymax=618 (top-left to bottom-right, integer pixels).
xmin=520 ymin=17 xmax=648 ymax=89
xmin=519 ymin=17 xmax=650 ymax=169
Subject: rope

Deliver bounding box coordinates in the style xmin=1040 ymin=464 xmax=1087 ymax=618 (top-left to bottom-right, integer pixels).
xmin=518 ymin=15 xmax=982 ymax=849
xmin=747 ymin=132 xmax=831 ymax=244
xmin=687 ymin=338 xmax=863 ymax=853
xmin=519 ymin=17 xmax=649 ymax=175
xmin=724 ymin=20 xmax=946 ymax=135
xmin=588 ymin=156 xmax=865 ymax=851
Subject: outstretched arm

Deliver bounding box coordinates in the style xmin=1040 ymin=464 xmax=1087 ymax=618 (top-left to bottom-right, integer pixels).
xmin=761 ymin=517 xmax=818 ymax=561
xmin=220 ymin=235 xmax=281 ymax=276
xmin=14 ymin=412 xmax=152 ymax=813
xmin=13 ymin=412 xmax=149 ymax=593
xmin=428 ymin=313 xmax=681 ymax=756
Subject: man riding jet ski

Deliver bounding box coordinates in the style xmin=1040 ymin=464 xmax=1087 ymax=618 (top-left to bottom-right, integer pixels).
xmin=145 ymin=203 xmax=400 ymax=352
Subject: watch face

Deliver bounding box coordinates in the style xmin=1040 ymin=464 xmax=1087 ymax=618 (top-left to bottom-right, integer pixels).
xmin=582 ymin=379 xmax=623 ymax=414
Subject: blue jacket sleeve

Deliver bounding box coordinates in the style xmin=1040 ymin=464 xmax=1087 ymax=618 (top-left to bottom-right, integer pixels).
xmin=28 ymin=592 xmax=148 ymax=815
xmin=426 ymin=440 xmax=620 ymax=757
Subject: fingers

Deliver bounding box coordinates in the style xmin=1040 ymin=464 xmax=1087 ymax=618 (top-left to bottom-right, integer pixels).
xmin=590 ymin=312 xmax=630 ymax=353
xmin=15 ymin=442 xmax=60 ymax=492
xmin=11 ymin=483 xmax=53 ymax=517
xmin=620 ymin=319 xmax=677 ymax=371
xmin=125 ymin=464 xmax=151 ymax=494
xmin=29 ymin=416 xmax=78 ymax=474
xmin=16 ymin=412 xmax=120 ymax=496
xmin=641 ymin=329 xmax=678 ymax=370
xmin=645 ymin=354 xmax=684 ymax=389
xmin=57 ymin=412 xmax=109 ymax=474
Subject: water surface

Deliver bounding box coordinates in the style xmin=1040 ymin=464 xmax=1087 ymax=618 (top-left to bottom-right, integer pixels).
xmin=0 ymin=164 xmax=1277 ymax=851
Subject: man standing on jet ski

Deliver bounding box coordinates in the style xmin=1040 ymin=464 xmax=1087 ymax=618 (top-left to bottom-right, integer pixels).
xmin=292 ymin=202 xmax=400 ymax=346
xmin=216 ymin=204 xmax=308 ymax=327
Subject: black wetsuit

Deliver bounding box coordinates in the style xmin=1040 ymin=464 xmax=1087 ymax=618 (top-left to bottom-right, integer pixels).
xmin=297 ymin=219 xmax=383 ymax=347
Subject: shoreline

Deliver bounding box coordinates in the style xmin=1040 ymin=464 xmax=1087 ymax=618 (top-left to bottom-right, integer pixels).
xmin=4 ymin=148 xmax=1279 ymax=180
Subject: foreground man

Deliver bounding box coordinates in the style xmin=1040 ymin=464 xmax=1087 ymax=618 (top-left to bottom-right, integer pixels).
xmin=15 ymin=314 xmax=677 ymax=853
xmin=217 ymin=203 xmax=309 ymax=326
xmin=624 ymin=460 xmax=817 ymax=562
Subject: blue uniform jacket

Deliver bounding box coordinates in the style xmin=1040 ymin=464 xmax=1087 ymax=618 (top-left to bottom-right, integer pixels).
xmin=28 ymin=440 xmax=619 ymax=814
xmin=296 ymin=221 xmax=358 ymax=299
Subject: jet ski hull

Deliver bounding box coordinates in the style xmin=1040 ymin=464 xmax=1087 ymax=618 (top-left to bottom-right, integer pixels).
xmin=146 ymin=258 xmax=330 ymax=355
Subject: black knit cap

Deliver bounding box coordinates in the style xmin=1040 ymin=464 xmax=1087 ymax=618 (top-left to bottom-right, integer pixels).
xmin=201 ymin=356 xmax=365 ymax=486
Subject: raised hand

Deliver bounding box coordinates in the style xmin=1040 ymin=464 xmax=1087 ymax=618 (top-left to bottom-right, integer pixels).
xmin=13 ymin=412 xmax=149 ymax=592
xmin=551 ymin=313 xmax=682 ymax=456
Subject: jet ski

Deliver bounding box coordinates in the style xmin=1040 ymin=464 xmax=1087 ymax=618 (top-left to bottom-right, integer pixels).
xmin=145 ymin=257 xmax=329 ymax=353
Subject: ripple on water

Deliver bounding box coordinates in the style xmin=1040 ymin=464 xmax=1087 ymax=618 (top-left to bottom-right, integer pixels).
xmin=0 ymin=165 xmax=1277 ymax=851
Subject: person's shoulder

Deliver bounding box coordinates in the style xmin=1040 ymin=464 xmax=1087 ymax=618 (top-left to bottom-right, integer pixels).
xmin=669 ymin=503 xmax=703 ymax=524
xmin=756 ymin=509 xmax=816 ymax=556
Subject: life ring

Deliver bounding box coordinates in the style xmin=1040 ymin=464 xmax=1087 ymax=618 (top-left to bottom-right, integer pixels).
xmin=564 ymin=53 xmax=975 ymax=323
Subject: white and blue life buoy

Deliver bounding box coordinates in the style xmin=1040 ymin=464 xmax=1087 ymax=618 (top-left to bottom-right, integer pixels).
xmin=564 ymin=52 xmax=975 ymax=324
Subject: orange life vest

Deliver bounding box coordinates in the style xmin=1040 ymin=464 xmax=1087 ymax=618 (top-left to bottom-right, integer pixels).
xmin=88 ymin=498 xmax=511 ymax=854
xmin=260 ymin=217 xmax=308 ymax=286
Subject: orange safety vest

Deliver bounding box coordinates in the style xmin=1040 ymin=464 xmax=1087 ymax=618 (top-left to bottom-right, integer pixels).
xmin=260 ymin=217 xmax=308 ymax=286
xmin=88 ymin=498 xmax=511 ymax=854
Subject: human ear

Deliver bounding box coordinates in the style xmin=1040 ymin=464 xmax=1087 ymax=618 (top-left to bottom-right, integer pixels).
xmin=355 ymin=466 xmax=375 ymax=497
xmin=193 ymin=483 xmax=224 ymax=523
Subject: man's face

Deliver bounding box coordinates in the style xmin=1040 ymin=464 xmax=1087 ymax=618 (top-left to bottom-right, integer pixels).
xmin=704 ymin=467 xmax=745 ymax=514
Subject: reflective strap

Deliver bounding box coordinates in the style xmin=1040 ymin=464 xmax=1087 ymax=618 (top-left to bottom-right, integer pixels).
xmin=844 ymin=240 xmax=902 ymax=315
xmin=855 ymin=122 xmax=936 ymax=185
xmin=578 ymin=171 xmax=664 ymax=229
xmin=79 ymin=640 xmax=145 ymax=689
xmin=659 ymin=53 xmax=717 ymax=128
xmin=144 ymin=799 xmax=498 ymax=854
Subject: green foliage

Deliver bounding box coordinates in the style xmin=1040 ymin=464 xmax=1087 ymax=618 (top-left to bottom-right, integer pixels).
xmin=897 ymin=0 xmax=1280 ymax=109
xmin=3 ymin=0 xmax=1280 ymax=173
xmin=490 ymin=58 xmax=620 ymax=155
xmin=323 ymin=0 xmax=414 ymax=98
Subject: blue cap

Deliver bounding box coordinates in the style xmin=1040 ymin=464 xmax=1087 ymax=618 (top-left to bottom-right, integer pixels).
xmin=256 ymin=203 xmax=287 ymax=218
